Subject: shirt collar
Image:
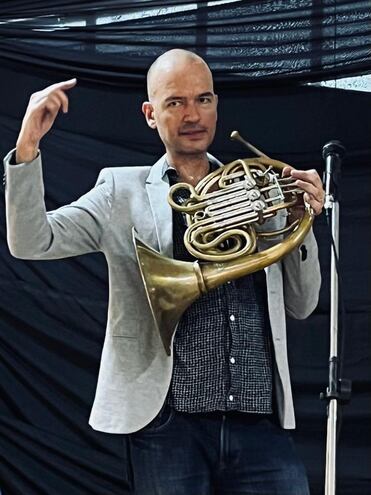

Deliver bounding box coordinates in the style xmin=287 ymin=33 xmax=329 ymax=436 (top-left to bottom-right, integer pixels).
xmin=162 ymin=157 xmax=220 ymax=183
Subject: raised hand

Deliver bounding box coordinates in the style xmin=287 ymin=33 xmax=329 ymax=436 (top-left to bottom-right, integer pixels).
xmin=15 ymin=78 xmax=77 ymax=163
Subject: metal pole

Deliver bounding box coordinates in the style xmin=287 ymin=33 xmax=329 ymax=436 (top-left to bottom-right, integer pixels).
xmin=321 ymin=141 xmax=348 ymax=495
xmin=324 ymin=196 xmax=339 ymax=495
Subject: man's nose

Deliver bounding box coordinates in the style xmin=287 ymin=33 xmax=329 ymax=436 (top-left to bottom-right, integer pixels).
xmin=184 ymin=103 xmax=200 ymax=122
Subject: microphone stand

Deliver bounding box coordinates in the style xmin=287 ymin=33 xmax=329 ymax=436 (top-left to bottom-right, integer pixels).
xmin=320 ymin=141 xmax=351 ymax=495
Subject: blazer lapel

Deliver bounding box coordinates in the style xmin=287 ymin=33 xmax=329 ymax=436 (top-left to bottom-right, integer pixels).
xmin=145 ymin=152 xmax=223 ymax=259
xmin=145 ymin=155 xmax=174 ymax=259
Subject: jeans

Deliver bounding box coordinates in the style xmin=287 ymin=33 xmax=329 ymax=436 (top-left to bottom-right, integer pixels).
xmin=127 ymin=406 xmax=310 ymax=495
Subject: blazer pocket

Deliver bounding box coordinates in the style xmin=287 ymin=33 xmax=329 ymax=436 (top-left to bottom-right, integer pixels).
xmin=110 ymin=318 xmax=143 ymax=338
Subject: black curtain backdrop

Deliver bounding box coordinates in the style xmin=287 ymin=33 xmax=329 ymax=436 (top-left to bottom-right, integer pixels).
xmin=0 ymin=0 xmax=370 ymax=86
xmin=0 ymin=1 xmax=370 ymax=494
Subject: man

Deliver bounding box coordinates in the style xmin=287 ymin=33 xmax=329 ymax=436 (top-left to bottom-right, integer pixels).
xmin=4 ymin=49 xmax=323 ymax=494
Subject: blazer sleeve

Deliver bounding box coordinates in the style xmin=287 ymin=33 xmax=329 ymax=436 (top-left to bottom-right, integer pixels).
xmin=256 ymin=203 xmax=321 ymax=320
xmin=3 ymin=149 xmax=113 ymax=260
xmin=282 ymin=227 xmax=321 ymax=320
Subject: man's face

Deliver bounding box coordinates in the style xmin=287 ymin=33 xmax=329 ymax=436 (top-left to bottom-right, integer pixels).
xmin=143 ymin=60 xmax=218 ymax=159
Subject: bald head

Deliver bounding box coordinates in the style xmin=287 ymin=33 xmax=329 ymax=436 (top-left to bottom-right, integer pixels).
xmin=142 ymin=48 xmax=218 ymax=163
xmin=147 ymin=49 xmax=213 ymax=100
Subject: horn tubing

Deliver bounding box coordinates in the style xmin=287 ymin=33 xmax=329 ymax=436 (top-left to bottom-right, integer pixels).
xmin=201 ymin=209 xmax=314 ymax=290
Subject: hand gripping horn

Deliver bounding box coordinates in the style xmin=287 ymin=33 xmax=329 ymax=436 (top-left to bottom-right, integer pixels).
xmin=134 ymin=131 xmax=314 ymax=355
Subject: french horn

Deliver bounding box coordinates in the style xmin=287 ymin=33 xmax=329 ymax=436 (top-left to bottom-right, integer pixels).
xmin=134 ymin=131 xmax=314 ymax=355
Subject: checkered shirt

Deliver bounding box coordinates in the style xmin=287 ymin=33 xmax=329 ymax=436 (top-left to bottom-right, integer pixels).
xmin=164 ymin=163 xmax=273 ymax=414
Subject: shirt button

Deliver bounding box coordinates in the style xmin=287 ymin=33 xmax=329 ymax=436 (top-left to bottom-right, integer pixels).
xmin=229 ymin=314 xmax=235 ymax=322
xmin=228 ymin=395 xmax=234 ymax=402
xmin=230 ymin=357 xmax=235 ymax=364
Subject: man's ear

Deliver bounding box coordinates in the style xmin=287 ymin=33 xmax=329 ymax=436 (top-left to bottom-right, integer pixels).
xmin=142 ymin=101 xmax=157 ymax=129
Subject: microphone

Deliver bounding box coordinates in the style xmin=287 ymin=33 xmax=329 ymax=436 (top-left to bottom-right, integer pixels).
xmin=322 ymin=140 xmax=345 ymax=211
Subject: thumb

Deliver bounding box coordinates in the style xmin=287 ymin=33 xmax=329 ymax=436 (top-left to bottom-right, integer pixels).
xmin=282 ymin=165 xmax=294 ymax=178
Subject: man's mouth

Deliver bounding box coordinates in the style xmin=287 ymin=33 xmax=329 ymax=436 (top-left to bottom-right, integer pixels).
xmin=179 ymin=128 xmax=207 ymax=137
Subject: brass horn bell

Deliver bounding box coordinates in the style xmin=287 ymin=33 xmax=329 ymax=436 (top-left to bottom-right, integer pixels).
xmin=134 ymin=132 xmax=314 ymax=355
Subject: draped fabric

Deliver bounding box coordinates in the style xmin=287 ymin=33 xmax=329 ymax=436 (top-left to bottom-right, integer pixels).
xmin=0 ymin=0 xmax=370 ymax=86
xmin=0 ymin=1 xmax=370 ymax=494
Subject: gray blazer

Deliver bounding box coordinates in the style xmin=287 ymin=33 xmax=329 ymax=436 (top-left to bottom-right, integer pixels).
xmin=3 ymin=149 xmax=321 ymax=433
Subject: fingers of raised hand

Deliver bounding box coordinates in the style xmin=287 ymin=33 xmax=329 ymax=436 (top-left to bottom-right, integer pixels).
xmin=50 ymin=89 xmax=69 ymax=113
xmin=30 ymin=87 xmax=70 ymax=115
xmin=39 ymin=78 xmax=77 ymax=96
xmin=50 ymin=78 xmax=77 ymax=90
xmin=30 ymin=78 xmax=76 ymax=110
xmin=44 ymin=94 xmax=64 ymax=117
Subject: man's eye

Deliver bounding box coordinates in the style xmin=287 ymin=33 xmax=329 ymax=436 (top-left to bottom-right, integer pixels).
xmin=168 ymin=100 xmax=182 ymax=107
xmin=200 ymin=96 xmax=212 ymax=104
